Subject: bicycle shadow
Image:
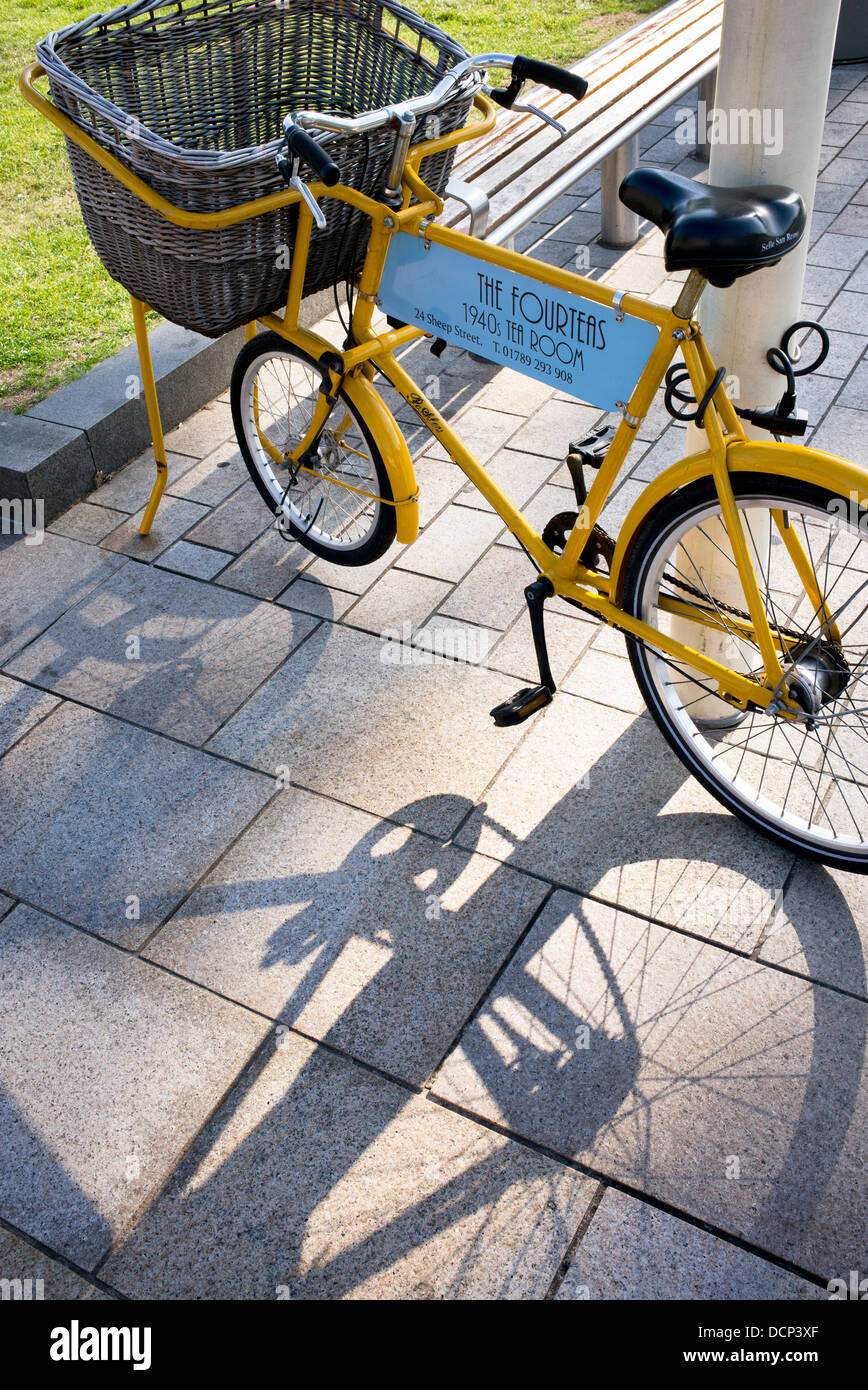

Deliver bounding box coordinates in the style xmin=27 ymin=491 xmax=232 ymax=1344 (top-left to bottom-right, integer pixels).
xmin=104 ymin=713 xmax=868 ymax=1296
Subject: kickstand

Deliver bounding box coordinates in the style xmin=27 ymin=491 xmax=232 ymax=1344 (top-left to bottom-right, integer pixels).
xmin=490 ymin=577 xmax=556 ymax=726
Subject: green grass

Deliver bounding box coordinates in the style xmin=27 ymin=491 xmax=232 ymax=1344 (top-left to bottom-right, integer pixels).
xmin=1 ymin=0 xmax=664 ymax=411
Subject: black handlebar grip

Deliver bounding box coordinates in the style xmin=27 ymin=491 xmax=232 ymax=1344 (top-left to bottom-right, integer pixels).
xmin=512 ymin=55 xmax=588 ymax=102
xmin=284 ymin=123 xmax=341 ymax=186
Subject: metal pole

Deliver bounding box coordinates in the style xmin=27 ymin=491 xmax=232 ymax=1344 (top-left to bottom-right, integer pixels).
xmin=679 ymin=0 xmax=842 ymax=723
xmin=600 ymin=135 xmax=640 ymax=247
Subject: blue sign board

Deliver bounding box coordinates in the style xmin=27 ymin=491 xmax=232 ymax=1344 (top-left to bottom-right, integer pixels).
xmin=378 ymin=231 xmax=660 ymax=411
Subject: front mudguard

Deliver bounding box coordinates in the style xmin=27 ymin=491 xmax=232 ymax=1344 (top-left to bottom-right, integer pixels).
xmin=278 ymin=324 xmax=420 ymax=544
xmin=609 ymin=440 xmax=868 ymax=600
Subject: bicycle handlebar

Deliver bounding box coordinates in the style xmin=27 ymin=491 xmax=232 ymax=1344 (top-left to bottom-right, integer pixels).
xmin=281 ymin=123 xmax=341 ymax=186
xmin=281 ymin=52 xmax=589 ymax=185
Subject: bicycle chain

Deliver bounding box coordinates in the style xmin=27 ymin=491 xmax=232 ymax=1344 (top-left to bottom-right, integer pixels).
xmin=662 ymin=572 xmax=806 ymax=645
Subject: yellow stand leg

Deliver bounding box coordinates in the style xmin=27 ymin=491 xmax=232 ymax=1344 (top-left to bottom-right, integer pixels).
xmin=131 ymin=297 xmax=168 ymax=536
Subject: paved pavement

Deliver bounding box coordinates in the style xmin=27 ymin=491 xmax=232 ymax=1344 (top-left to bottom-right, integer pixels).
xmin=2 ymin=71 xmax=868 ymax=1299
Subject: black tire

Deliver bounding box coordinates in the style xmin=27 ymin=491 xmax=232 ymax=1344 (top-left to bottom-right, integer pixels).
xmin=230 ymin=331 xmax=396 ymax=565
xmin=622 ymin=472 xmax=868 ymax=871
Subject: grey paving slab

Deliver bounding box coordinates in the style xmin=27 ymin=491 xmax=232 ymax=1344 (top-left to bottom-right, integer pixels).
xmin=830 ymin=101 xmax=868 ymax=126
xmin=801 ymin=263 xmax=850 ymax=307
xmin=823 ymin=289 xmax=868 ymax=335
xmin=824 ymin=120 xmax=864 ymax=149
xmin=412 ymin=456 xmax=468 ymax=528
xmin=100 ymin=495 xmax=209 ymax=562
xmin=470 ymin=369 xmax=553 ymax=417
xmin=817 ymin=155 xmax=868 ymax=188
xmin=508 ymin=399 xmax=604 ymax=460
xmin=0 ymin=893 xmax=14 ymax=921
xmin=422 ymin=406 xmax=521 ymax=465
xmin=48 ymin=502 xmax=129 ymax=545
xmin=207 ymin=621 xmax=526 ymax=839
xmin=813 ymin=181 xmax=859 ymax=214
xmin=0 ymin=903 xmax=268 ymax=1269
xmin=0 ymin=702 xmax=272 ymax=942
xmin=102 ymin=1032 xmax=595 ymax=1299
xmin=165 ymin=446 xmax=248 ymax=506
xmin=146 ymin=784 xmax=547 ymax=1083
xmin=837 ymin=358 xmax=868 ymax=410
xmin=0 ymin=674 xmax=59 ymax=754
xmin=812 ymin=327 xmax=867 ymax=379
xmin=303 ymin=542 xmax=399 ymax=595
xmin=454 ymin=692 xmax=792 ymax=950
xmin=163 ymin=400 xmax=236 ymax=460
xmin=496 ymin=483 xmax=577 ymax=549
xmin=344 ymin=568 xmax=450 ymax=638
xmin=759 ymin=859 xmax=868 ymax=999
xmin=89 ymin=449 xmax=197 ymax=514
xmin=215 ymin=527 xmax=313 ymax=599
xmin=489 ymin=609 xmax=594 ymax=687
xmin=562 ymin=647 xmax=644 ymax=713
xmin=411 ymin=613 xmax=498 ymax=666
xmin=829 ymin=204 xmax=868 ymax=238
xmin=556 ymin=1189 xmax=824 ymax=1300
xmin=277 ymin=576 xmax=358 ymax=620
xmin=810 ymin=232 xmax=868 ymax=272
xmin=439 ymin=544 xmax=534 ymax=631
xmin=184 ymin=481 xmax=273 ymax=554
xmin=0 ymin=532 xmax=123 ymax=667
xmin=155 ymin=539 xmax=232 ymax=581
xmin=395 ymin=505 xmax=502 ymax=582
xmin=809 ymin=404 xmax=868 ymax=465
xmin=6 ymin=561 xmax=317 ymax=746
xmin=432 ymin=889 xmax=868 ymax=1277
xmin=845 ymin=256 xmax=868 ymax=291
xmin=0 ymin=1228 xmax=106 ymax=1300
xmin=453 ymin=447 xmax=556 ymax=515
xmin=809 ymin=210 xmax=834 ymax=247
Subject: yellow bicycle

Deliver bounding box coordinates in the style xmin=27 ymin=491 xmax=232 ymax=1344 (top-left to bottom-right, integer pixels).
xmin=23 ymin=46 xmax=868 ymax=870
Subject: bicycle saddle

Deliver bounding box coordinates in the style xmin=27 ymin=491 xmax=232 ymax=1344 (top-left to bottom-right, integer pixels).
xmin=619 ymin=168 xmax=806 ymax=288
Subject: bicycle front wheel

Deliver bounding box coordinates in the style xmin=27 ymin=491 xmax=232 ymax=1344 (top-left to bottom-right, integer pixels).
xmin=623 ymin=473 xmax=868 ymax=871
xmin=231 ymin=331 xmax=396 ymax=564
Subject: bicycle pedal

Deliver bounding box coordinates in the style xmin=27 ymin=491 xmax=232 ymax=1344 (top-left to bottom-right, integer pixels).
xmin=490 ymin=684 xmax=553 ymax=727
xmin=568 ymin=423 xmax=616 ymax=470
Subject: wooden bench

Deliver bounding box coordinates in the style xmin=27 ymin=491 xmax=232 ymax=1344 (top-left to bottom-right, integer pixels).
xmin=444 ymin=0 xmax=723 ymax=250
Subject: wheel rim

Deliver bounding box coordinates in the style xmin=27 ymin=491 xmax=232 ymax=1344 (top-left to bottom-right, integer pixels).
xmin=637 ymin=488 xmax=868 ymax=858
xmin=241 ymin=350 xmax=382 ymax=551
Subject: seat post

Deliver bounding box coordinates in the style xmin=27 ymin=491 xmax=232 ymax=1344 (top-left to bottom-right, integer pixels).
xmin=673 ymin=268 xmax=707 ymax=319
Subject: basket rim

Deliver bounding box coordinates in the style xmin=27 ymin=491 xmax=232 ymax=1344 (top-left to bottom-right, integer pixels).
xmin=37 ymin=0 xmax=477 ymax=172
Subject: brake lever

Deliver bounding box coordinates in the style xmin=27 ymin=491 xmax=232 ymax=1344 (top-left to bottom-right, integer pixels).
xmin=290 ymin=175 xmax=328 ymax=229
xmin=512 ymin=101 xmax=566 ymax=136
xmin=275 ymin=145 xmax=328 ymax=229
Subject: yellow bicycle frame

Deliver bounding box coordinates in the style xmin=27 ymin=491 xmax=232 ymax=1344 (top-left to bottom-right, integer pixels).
xmin=21 ymin=60 xmax=868 ymax=715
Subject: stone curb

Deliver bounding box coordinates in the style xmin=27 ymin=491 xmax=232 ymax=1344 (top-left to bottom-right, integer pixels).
xmin=0 ymin=289 xmax=332 ymax=523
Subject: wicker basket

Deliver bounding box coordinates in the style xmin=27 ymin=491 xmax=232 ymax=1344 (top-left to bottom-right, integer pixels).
xmin=38 ymin=0 xmax=475 ymax=337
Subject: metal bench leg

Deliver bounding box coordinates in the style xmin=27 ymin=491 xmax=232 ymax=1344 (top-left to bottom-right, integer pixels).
xmin=445 ymin=178 xmax=490 ymax=239
xmin=696 ymin=69 xmax=717 ymax=162
xmin=131 ymin=297 xmax=168 ymax=537
xmin=600 ymin=135 xmax=639 ymax=248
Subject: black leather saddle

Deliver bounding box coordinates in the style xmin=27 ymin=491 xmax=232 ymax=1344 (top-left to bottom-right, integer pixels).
xmin=619 ymin=168 xmax=806 ymax=288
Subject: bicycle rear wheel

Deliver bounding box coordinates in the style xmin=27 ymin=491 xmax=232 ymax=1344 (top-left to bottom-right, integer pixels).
xmin=231 ymin=331 xmax=396 ymax=564
xmin=623 ymin=473 xmax=868 ymax=871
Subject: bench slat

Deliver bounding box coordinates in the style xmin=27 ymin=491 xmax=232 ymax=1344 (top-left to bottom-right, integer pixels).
xmin=454 ymin=0 xmax=721 ymax=176
xmin=454 ymin=1 xmax=722 ymax=193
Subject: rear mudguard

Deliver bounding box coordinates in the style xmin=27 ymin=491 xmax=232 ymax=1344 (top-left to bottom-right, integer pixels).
xmin=609 ymin=439 xmax=868 ymax=600
xmin=280 ymin=324 xmax=419 ymax=543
